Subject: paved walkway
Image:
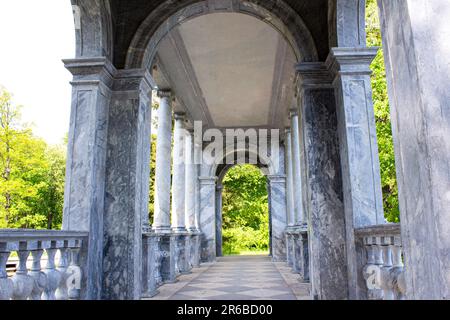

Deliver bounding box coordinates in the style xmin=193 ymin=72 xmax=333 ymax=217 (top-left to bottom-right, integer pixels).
xmin=147 ymin=255 xmax=311 ymax=300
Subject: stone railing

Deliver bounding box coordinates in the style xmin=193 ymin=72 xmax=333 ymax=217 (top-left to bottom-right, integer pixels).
xmin=0 ymin=229 xmax=87 ymax=300
xmin=355 ymin=224 xmax=406 ymax=300
xmin=141 ymin=230 xmax=202 ymax=299
xmin=286 ymin=226 xmax=309 ymax=282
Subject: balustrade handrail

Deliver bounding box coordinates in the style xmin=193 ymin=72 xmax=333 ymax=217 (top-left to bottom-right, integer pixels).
xmin=0 ymin=229 xmax=88 ymax=242
xmin=1 ymin=229 xmax=88 ymax=301
xmin=355 ymin=223 xmax=401 ymax=237
xmin=354 ymin=223 xmax=405 ymax=300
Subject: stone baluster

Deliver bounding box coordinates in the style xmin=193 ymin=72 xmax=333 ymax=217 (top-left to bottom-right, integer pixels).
xmin=11 ymin=242 xmax=34 ymax=300
xmin=0 ymin=242 xmax=14 ymax=300
xmin=185 ymin=235 xmax=193 ymax=272
xmin=42 ymin=241 xmax=62 ymax=300
xmin=142 ymin=235 xmax=159 ymax=298
xmin=380 ymin=237 xmax=394 ymax=300
xmin=363 ymin=236 xmax=383 ymax=300
xmin=56 ymin=241 xmax=70 ymax=300
xmin=29 ymin=241 xmax=48 ymax=300
xmin=67 ymin=240 xmax=82 ymax=300
xmin=154 ymin=248 xmax=164 ymax=287
xmin=391 ymin=237 xmax=405 ymax=300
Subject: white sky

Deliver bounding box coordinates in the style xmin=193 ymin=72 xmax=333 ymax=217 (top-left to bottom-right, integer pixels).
xmin=0 ymin=1 xmax=75 ymax=145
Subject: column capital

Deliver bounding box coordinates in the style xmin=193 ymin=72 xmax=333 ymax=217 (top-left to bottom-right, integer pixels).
xmin=157 ymin=90 xmax=172 ymax=99
xmin=289 ymin=108 xmax=299 ymax=118
xmin=326 ymin=47 xmax=379 ymax=77
xmin=174 ymin=112 xmax=186 ymax=121
xmin=267 ymin=174 xmax=286 ymax=184
xmin=63 ymin=57 xmax=116 ymax=89
xmin=296 ymin=62 xmax=333 ymax=89
xmin=198 ymin=176 xmax=217 ymax=185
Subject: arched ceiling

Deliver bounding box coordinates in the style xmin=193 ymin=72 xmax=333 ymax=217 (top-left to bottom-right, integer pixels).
xmin=109 ymin=0 xmax=330 ymax=69
xmin=153 ymin=13 xmax=297 ymax=129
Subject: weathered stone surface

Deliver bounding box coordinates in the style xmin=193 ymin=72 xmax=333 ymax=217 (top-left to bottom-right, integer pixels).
xmin=290 ymin=111 xmax=305 ymax=225
xmin=172 ymin=113 xmax=187 ymax=233
xmin=301 ymin=87 xmax=348 ymax=300
xmin=62 ymin=57 xmax=113 ymax=300
xmin=102 ymin=69 xmax=153 ymax=300
xmin=267 ymin=175 xmax=287 ymax=262
xmin=378 ymin=0 xmax=450 ymax=300
xmin=284 ymin=129 xmax=295 ymax=227
xmin=199 ymin=177 xmax=216 ymax=263
xmin=153 ymin=92 xmax=172 ymax=233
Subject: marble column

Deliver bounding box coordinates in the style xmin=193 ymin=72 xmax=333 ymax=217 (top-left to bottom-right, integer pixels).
xmin=102 ymin=68 xmax=153 ymax=300
xmin=267 ymin=175 xmax=288 ymax=262
xmin=185 ymin=130 xmax=196 ymax=232
xmin=194 ymin=142 xmax=202 ymax=232
xmin=62 ymin=57 xmax=112 ymax=300
xmin=378 ymin=0 xmax=450 ymax=299
xmin=199 ymin=176 xmax=217 ymax=263
xmin=172 ymin=113 xmax=187 ymax=233
xmin=215 ymin=185 xmax=223 ymax=257
xmin=297 ymin=62 xmax=348 ymax=300
xmin=285 ymin=129 xmax=295 ymax=227
xmin=284 ymin=129 xmax=295 ymax=266
xmin=153 ymin=91 xmax=173 ymax=233
xmin=290 ymin=110 xmax=305 ymax=226
xmin=62 ymin=58 xmax=154 ymax=300
xmin=328 ymin=47 xmax=385 ymax=299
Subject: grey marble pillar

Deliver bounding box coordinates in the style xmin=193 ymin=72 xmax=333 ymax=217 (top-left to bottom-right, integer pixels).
xmin=267 ymin=175 xmax=288 ymax=262
xmin=194 ymin=143 xmax=202 ymax=232
xmin=185 ymin=130 xmax=196 ymax=232
xmin=330 ymin=47 xmax=385 ymax=228
xmin=172 ymin=113 xmax=187 ymax=233
xmin=290 ymin=110 xmax=305 ymax=226
xmin=63 ymin=58 xmax=153 ymax=300
xmin=297 ymin=63 xmax=348 ymax=300
xmin=285 ymin=129 xmax=295 ymax=227
xmin=63 ymin=57 xmax=112 ymax=300
xmin=102 ymin=68 xmax=153 ymax=300
xmin=215 ymin=185 xmax=223 ymax=257
xmin=153 ymin=91 xmax=173 ymax=233
xmin=329 ymin=47 xmax=385 ymax=299
xmin=199 ymin=176 xmax=216 ymax=263
xmin=378 ymin=0 xmax=450 ymax=299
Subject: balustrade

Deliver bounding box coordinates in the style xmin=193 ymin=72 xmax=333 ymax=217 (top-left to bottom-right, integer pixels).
xmin=355 ymin=224 xmax=406 ymax=300
xmin=0 ymin=230 xmax=87 ymax=300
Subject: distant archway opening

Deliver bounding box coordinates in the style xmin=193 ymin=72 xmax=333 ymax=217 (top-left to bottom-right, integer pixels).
xmin=216 ymin=164 xmax=270 ymax=257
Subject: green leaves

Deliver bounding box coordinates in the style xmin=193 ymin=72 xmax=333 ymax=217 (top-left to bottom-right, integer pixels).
xmin=366 ymin=0 xmax=400 ymax=222
xmin=221 ymin=165 xmax=269 ymax=255
xmin=0 ymin=87 xmax=66 ymax=229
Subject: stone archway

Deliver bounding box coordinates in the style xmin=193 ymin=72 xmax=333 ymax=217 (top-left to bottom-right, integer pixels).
xmin=214 ymin=164 xmax=270 ymax=257
xmin=61 ymin=0 xmax=428 ymax=301
xmin=124 ymin=0 xmax=319 ymax=70
xmin=198 ymin=142 xmax=287 ymax=262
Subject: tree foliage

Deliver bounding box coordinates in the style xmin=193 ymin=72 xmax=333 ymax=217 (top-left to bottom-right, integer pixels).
xmin=0 ymin=88 xmax=66 ymax=229
xmin=366 ymin=0 xmax=400 ymax=222
xmin=221 ymin=165 xmax=269 ymax=255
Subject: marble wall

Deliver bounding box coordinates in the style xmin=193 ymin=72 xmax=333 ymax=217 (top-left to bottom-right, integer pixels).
xmin=378 ymin=0 xmax=450 ymax=299
xmin=301 ymin=87 xmax=348 ymax=300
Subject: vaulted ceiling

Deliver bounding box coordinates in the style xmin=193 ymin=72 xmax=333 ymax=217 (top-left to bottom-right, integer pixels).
xmin=154 ymin=13 xmax=297 ymax=129
xmin=107 ymin=0 xmax=331 ymax=130
xmin=109 ymin=0 xmax=330 ymax=69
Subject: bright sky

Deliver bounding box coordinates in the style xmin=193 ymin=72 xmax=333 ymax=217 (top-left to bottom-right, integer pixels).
xmin=0 ymin=1 xmax=75 ymax=145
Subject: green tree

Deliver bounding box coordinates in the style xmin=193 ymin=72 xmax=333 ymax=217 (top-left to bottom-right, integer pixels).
xmin=0 ymin=87 xmax=66 ymax=229
xmin=221 ymin=165 xmax=269 ymax=255
xmin=366 ymin=0 xmax=400 ymax=222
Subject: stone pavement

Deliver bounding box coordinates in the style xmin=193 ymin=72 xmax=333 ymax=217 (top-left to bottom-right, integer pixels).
xmin=146 ymin=255 xmax=311 ymax=300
